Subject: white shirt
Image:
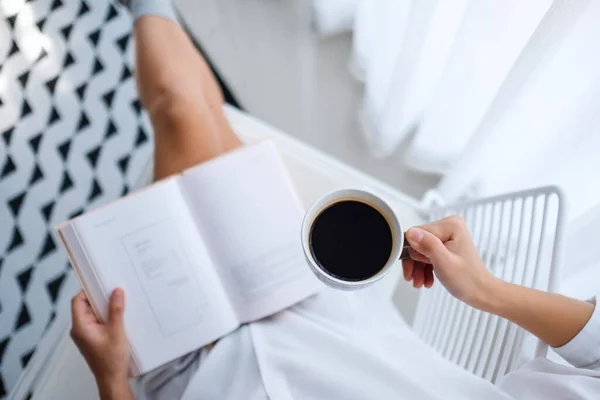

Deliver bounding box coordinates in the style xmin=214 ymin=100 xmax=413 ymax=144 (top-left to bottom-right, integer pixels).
xmin=138 ymin=288 xmax=600 ymax=400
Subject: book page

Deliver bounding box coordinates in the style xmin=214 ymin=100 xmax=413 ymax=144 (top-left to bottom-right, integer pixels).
xmin=70 ymin=179 xmax=238 ymax=373
xmin=181 ymin=141 xmax=322 ymax=322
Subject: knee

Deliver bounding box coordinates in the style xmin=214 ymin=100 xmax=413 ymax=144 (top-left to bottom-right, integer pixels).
xmin=141 ymin=70 xmax=223 ymax=114
xmin=146 ymin=89 xmax=205 ymax=132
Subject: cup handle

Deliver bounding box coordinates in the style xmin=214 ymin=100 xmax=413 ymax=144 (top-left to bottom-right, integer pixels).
xmin=399 ymin=232 xmax=412 ymax=260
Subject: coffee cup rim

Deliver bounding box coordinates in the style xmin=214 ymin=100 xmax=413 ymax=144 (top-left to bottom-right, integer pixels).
xmin=301 ymin=189 xmax=403 ymax=289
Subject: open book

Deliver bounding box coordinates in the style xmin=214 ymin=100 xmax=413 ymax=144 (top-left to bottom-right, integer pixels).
xmin=57 ymin=141 xmax=321 ymax=375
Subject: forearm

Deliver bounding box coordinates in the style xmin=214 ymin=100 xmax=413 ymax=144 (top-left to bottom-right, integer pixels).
xmin=97 ymin=377 xmax=134 ymax=400
xmin=476 ymin=277 xmax=595 ymax=348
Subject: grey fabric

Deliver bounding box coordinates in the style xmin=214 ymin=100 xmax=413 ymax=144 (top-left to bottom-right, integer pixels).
xmin=136 ymin=348 xmax=208 ymax=400
xmin=118 ymin=0 xmax=178 ymax=23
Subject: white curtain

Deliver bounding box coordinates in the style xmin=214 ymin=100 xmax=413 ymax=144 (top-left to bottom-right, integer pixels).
xmin=310 ymin=0 xmax=358 ymax=36
xmin=312 ymin=0 xmax=600 ymax=291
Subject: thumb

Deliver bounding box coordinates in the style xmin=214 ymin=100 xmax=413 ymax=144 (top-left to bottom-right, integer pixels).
xmin=406 ymin=227 xmax=451 ymax=265
xmin=108 ymin=288 xmax=125 ymax=336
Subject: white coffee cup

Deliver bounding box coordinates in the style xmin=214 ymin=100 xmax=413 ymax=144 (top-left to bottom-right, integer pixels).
xmin=301 ymin=189 xmax=411 ymax=290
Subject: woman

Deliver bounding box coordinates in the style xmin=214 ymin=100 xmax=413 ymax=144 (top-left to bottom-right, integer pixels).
xmin=69 ymin=1 xmax=600 ymax=398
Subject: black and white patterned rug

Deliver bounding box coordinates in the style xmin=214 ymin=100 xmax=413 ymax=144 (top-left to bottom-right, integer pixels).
xmin=0 ymin=0 xmax=153 ymax=396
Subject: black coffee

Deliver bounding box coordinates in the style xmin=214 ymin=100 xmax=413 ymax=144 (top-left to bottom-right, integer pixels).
xmin=309 ymin=200 xmax=393 ymax=281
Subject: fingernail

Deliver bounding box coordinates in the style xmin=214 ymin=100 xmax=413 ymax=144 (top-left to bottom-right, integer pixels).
xmin=407 ymin=228 xmax=424 ymax=243
xmin=113 ymin=288 xmax=123 ymax=300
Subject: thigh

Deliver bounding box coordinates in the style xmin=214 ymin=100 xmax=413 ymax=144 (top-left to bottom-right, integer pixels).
xmin=150 ymin=95 xmax=242 ymax=181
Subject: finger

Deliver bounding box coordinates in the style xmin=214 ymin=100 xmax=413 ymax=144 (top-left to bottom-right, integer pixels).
xmin=71 ymin=291 xmax=89 ymax=324
xmin=82 ymin=298 xmax=96 ymax=316
xmin=406 ymin=227 xmax=451 ymax=266
xmin=412 ymin=262 xmax=425 ymax=289
xmin=108 ymin=288 xmax=125 ymax=336
xmin=402 ymin=258 xmax=414 ymax=281
xmin=75 ymin=292 xmax=100 ymax=323
xmin=415 ymin=215 xmax=464 ymax=243
xmin=408 ymin=247 xmax=430 ymax=264
xmin=424 ymin=264 xmax=435 ymax=288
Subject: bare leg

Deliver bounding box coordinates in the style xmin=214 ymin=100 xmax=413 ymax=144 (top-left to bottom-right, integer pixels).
xmin=133 ymin=16 xmax=242 ymax=181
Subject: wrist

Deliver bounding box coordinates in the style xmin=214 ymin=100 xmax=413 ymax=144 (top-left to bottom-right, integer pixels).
xmin=471 ymin=275 xmax=507 ymax=312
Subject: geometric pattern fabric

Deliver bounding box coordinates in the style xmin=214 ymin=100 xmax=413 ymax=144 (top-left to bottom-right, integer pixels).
xmin=0 ymin=0 xmax=152 ymax=396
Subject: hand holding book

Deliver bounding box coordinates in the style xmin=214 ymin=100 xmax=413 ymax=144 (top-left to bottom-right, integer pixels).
xmin=70 ymin=289 xmax=134 ymax=400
